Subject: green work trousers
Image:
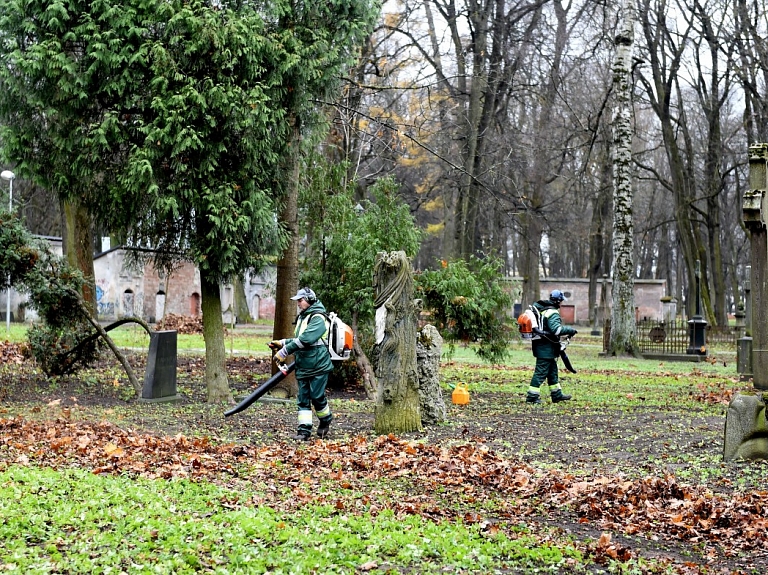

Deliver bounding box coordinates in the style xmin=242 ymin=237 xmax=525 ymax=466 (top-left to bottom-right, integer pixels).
xmin=296 ymin=372 xmax=331 ymax=434
xmin=530 ymin=357 xmax=559 ymax=390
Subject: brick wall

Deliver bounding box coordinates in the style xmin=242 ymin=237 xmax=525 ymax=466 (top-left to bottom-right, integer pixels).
xmin=513 ymin=277 xmax=667 ymax=325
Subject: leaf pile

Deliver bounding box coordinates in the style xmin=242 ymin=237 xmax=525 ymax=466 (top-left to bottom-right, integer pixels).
xmin=0 ymin=341 xmax=28 ymax=365
xmin=0 ymin=415 xmax=766 ymax=570
xmin=154 ymin=313 xmax=206 ymax=334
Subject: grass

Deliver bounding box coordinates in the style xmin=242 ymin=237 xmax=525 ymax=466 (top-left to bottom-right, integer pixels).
xmin=0 ymin=466 xmax=583 ymax=574
xmin=1 ymin=323 xmax=759 ymax=573
xmin=2 ymin=323 xmax=274 ymax=355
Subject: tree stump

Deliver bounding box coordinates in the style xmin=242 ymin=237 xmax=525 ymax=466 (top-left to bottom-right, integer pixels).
xmin=372 ymin=251 xmax=422 ymax=434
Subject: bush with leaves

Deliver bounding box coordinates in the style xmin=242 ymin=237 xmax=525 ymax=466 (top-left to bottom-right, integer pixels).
xmin=415 ymin=257 xmax=515 ymax=364
xmin=300 ymin=169 xmax=422 ymax=348
xmin=0 ymin=211 xmax=102 ymax=375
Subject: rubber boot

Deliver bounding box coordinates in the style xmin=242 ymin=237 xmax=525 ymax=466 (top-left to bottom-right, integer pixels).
xmin=293 ymin=430 xmax=311 ymax=441
xmin=317 ymin=414 xmax=333 ymax=438
xmin=551 ymin=389 xmax=572 ymax=403
xmin=526 ymin=392 xmax=542 ymax=404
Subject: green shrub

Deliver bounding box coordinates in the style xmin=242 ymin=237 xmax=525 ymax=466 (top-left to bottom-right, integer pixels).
xmin=415 ymin=257 xmax=514 ymax=364
xmin=0 ymin=210 xmax=101 ymax=375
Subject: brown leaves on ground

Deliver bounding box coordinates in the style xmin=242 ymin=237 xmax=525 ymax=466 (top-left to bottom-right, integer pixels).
xmin=1 ymin=415 xmax=766 ymax=571
xmin=0 ymin=341 xmax=29 ymax=365
xmin=154 ymin=313 xmax=205 ymax=334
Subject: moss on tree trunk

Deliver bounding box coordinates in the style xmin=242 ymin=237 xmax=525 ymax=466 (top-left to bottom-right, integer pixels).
xmin=201 ymin=271 xmax=232 ymax=403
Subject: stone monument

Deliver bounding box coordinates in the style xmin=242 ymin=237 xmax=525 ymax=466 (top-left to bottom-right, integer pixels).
xmin=724 ymin=144 xmax=768 ymax=460
xmin=140 ymin=330 xmax=180 ymax=403
xmin=416 ymin=324 xmax=446 ymax=425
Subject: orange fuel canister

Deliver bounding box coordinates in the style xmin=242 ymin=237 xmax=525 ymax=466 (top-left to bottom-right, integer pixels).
xmin=452 ymin=382 xmax=470 ymax=405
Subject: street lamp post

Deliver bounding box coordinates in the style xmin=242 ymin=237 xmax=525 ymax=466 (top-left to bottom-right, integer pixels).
xmin=1 ymin=170 xmax=15 ymax=334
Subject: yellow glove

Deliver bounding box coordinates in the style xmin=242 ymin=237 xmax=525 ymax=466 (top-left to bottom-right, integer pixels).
xmin=275 ymin=347 xmax=289 ymax=362
xmin=268 ymin=339 xmax=283 ymax=350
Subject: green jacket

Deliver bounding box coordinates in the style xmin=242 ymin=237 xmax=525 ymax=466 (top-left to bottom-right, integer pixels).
xmin=284 ymin=301 xmax=334 ymax=378
xmin=530 ymin=300 xmax=576 ymax=359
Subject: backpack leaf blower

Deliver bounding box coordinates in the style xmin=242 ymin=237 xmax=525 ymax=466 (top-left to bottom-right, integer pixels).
xmin=224 ymin=361 xmax=295 ymax=417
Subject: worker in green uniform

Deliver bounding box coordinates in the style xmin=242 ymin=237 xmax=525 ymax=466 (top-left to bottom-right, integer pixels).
xmin=271 ymin=287 xmax=334 ymax=440
xmin=526 ymin=290 xmax=576 ymax=404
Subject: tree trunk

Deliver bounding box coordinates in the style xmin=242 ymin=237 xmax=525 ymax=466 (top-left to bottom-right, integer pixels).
xmin=273 ymin=113 xmax=302 ymax=392
xmin=520 ymin=211 xmax=543 ymax=308
xmin=274 ymin=116 xmax=301 ymax=340
xmin=588 ymin=141 xmax=612 ymax=324
xmin=234 ymin=276 xmax=253 ymax=324
xmin=63 ymin=198 xmax=96 ymax=316
xmin=372 ymin=251 xmax=421 ymax=434
xmin=200 ymin=270 xmax=231 ymax=403
xmin=609 ymin=0 xmax=638 ymax=356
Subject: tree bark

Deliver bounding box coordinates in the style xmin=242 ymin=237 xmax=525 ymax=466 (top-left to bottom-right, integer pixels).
xmin=234 ymin=276 xmax=253 ymax=323
xmin=372 ymin=251 xmax=421 ymax=434
xmin=274 ymin=115 xmax=301 ymax=343
xmin=609 ymin=0 xmax=638 ymax=356
xmin=200 ymin=270 xmax=232 ymax=403
xmin=63 ymin=198 xmax=96 ymax=316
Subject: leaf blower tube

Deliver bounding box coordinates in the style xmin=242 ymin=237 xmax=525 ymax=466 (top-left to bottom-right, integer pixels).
xmin=224 ymin=361 xmax=295 ymax=417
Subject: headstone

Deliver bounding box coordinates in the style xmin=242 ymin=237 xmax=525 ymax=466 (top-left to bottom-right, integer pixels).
xmin=416 ymin=324 xmax=446 ymax=425
xmin=140 ymin=330 xmax=181 ymax=403
xmin=686 ymin=260 xmax=707 ymax=356
xmin=744 ymin=146 xmax=768 ymax=389
xmin=723 ymin=392 xmax=768 ymax=461
xmin=661 ymin=297 xmax=677 ymax=323
xmin=737 ymin=336 xmax=753 ymax=381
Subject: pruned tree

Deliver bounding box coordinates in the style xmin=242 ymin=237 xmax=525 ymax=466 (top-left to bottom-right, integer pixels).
xmin=300 ymin=170 xmax=422 ymax=398
xmin=372 ymin=250 xmax=421 ymax=434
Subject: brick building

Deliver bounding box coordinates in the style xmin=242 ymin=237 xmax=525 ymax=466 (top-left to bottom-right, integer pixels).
xmin=92 ymin=247 xmax=277 ymax=322
xmin=3 ymin=240 xmax=276 ymax=324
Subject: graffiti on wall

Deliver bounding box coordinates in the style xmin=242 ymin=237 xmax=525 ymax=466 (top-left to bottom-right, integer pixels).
xmin=95 ymin=279 xmax=116 ymax=319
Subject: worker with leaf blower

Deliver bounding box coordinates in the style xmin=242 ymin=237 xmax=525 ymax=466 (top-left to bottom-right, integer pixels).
xmin=526 ymin=290 xmax=577 ymax=404
xmin=269 ymin=287 xmax=334 ymax=440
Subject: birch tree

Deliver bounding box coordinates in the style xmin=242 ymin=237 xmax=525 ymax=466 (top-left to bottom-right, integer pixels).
xmin=609 ymin=0 xmax=638 ymax=356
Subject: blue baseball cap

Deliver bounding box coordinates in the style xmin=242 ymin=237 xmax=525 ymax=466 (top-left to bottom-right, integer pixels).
xmin=549 ymin=290 xmax=566 ymax=303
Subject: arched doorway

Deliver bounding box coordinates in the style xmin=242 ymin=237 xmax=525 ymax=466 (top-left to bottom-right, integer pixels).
xmin=251 ymin=295 xmax=260 ymax=320
xmin=155 ymin=290 xmax=166 ymax=322
xmin=122 ymin=290 xmax=134 ymax=318
xmin=190 ymin=293 xmax=201 ymax=317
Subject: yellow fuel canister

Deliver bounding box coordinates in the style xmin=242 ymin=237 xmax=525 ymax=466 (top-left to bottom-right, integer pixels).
xmin=452 ymin=382 xmax=470 ymax=405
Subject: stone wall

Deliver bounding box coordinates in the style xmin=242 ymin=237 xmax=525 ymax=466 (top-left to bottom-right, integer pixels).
xmin=512 ymin=277 xmax=667 ymax=325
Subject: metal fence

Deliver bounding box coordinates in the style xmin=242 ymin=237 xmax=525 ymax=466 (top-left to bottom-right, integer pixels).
xmin=604 ymin=318 xmax=741 ymax=354
xmin=635 ymin=319 xmax=692 ymax=354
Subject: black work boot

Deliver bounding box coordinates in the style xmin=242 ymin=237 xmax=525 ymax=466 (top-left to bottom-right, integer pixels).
xmin=317 ymin=414 xmax=333 ymax=439
xmin=293 ymin=430 xmax=311 ymax=441
xmin=551 ymin=390 xmax=572 ymax=403
xmin=526 ymin=392 xmax=542 ymax=404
